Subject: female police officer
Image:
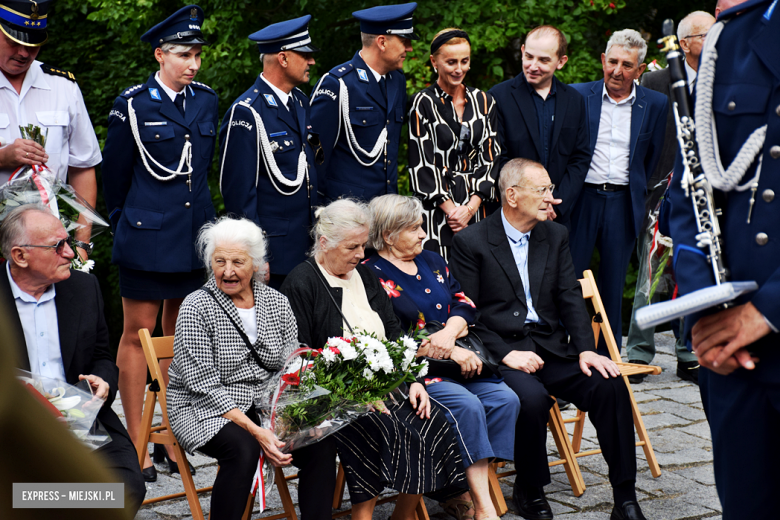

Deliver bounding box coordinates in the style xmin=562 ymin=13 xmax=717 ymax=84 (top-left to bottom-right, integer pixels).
xmin=101 ymin=5 xmax=218 ymax=482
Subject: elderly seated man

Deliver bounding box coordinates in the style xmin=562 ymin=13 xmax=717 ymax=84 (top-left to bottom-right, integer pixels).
xmin=449 ymin=158 xmax=643 ymax=520
xmin=0 ymin=204 xmax=146 ymax=517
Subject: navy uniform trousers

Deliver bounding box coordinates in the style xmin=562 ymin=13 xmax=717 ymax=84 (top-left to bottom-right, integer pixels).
xmin=667 ymin=0 xmax=780 ymax=517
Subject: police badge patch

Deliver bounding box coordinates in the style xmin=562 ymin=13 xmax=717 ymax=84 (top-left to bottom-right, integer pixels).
xmin=148 ymin=88 xmax=162 ymax=101
xmin=357 ymin=68 xmax=369 ymax=83
xmin=263 ymin=94 xmax=278 ymax=107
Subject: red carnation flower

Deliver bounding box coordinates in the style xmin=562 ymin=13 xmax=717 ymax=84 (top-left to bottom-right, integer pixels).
xmin=282 ymin=373 xmax=300 ymax=385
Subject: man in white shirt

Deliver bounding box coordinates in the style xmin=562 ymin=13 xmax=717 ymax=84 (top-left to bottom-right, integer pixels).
xmin=0 ymin=204 xmax=144 ymax=516
xmin=569 ymin=30 xmax=668 ymax=355
xmin=0 ymin=0 xmax=101 ymax=209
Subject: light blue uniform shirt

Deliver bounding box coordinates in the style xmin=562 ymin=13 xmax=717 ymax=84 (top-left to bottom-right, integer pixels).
xmin=6 ymin=261 xmax=66 ymax=382
xmin=501 ymin=209 xmax=540 ymax=324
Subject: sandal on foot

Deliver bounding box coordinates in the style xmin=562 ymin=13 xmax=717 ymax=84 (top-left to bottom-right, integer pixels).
xmin=441 ymin=498 xmax=475 ymax=520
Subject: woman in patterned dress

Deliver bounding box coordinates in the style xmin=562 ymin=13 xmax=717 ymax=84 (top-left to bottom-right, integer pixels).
xmin=408 ymin=28 xmax=501 ymax=260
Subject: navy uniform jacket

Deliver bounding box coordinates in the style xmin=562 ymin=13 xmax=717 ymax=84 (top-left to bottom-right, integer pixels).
xmin=310 ymin=51 xmax=407 ymax=201
xmin=668 ymin=0 xmax=780 ymax=356
xmin=219 ymin=76 xmax=318 ymax=276
xmin=102 ymin=74 xmax=218 ymax=273
xmin=570 ymin=80 xmax=668 ymax=237
xmin=489 ymin=75 xmax=591 ymax=223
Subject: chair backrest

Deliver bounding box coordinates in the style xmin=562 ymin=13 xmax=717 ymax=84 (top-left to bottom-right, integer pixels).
xmin=578 ymin=270 xmax=622 ymax=364
xmin=138 ymin=328 xmax=175 ymax=415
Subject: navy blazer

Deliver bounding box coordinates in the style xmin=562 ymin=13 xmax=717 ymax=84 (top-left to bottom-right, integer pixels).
xmin=102 ymin=74 xmax=218 ymax=273
xmin=489 ymin=75 xmax=591 ymax=223
xmin=219 ymin=76 xmax=319 ymax=276
xmin=310 ymin=51 xmax=407 ymax=201
xmin=570 ymin=80 xmax=667 ymax=236
xmin=668 ymin=0 xmax=780 ymax=356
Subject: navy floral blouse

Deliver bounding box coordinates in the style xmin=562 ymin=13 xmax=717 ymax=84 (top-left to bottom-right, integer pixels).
xmin=362 ymin=250 xmax=477 ymax=333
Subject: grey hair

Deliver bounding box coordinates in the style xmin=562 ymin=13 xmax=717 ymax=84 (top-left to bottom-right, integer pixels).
xmin=160 ymin=43 xmax=196 ymax=54
xmin=499 ymin=158 xmax=544 ymax=204
xmin=361 ymin=32 xmax=380 ymax=48
xmin=311 ymin=199 xmax=371 ymax=257
xmin=196 ymin=216 xmax=267 ymax=282
xmin=677 ymin=11 xmax=715 ymax=40
xmin=369 ymin=195 xmax=423 ymax=251
xmin=0 ymin=204 xmax=52 ymax=264
xmin=605 ymin=29 xmax=647 ymax=65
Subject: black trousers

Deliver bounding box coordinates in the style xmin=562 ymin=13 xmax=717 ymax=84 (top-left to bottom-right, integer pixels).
xmin=95 ymin=421 xmax=146 ymax=517
xmin=500 ymin=350 xmax=636 ymax=489
xmin=291 ymin=437 xmax=338 ymax=520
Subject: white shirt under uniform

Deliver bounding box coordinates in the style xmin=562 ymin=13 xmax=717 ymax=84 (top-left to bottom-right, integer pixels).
xmin=584 ymin=83 xmax=636 ymax=186
xmin=0 ymin=61 xmax=102 ymax=185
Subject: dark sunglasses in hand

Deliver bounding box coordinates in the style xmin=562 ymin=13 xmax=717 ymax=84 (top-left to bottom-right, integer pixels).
xmin=20 ymin=236 xmax=94 ymax=256
xmin=456 ymin=123 xmax=471 ymax=154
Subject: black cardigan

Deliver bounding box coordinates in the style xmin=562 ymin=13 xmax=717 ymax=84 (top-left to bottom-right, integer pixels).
xmin=280 ymin=257 xmax=404 ymax=349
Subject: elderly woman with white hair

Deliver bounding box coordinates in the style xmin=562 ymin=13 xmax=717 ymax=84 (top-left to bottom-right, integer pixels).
xmin=101 ymin=5 xmax=220 ymax=482
xmin=280 ymin=199 xmax=468 ymax=520
xmin=167 ymin=216 xmax=297 ymax=520
xmin=365 ymin=194 xmax=519 ymax=520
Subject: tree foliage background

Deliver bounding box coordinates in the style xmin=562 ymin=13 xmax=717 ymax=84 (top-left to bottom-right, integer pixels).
xmin=40 ymin=0 xmax=712 ymax=349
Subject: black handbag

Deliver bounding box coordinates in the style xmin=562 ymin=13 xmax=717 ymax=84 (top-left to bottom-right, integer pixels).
xmin=421 ymin=320 xmax=501 ymax=382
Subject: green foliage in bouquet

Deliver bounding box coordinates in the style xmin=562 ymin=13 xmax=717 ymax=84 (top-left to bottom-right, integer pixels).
xmin=19 ymin=124 xmax=48 ymax=147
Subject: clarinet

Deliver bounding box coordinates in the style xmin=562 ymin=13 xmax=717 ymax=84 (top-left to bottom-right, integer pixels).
xmin=658 ymin=19 xmax=728 ymax=285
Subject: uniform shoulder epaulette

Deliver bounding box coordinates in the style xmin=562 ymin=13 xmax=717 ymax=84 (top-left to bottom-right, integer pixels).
xmin=329 ymin=62 xmax=354 ymax=78
xmin=40 ymin=63 xmax=77 ymax=82
xmin=120 ymin=84 xmax=146 ymax=98
xmin=191 ymin=81 xmax=216 ymax=93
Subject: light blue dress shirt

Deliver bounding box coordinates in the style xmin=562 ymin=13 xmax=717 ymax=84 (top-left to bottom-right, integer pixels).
xmin=6 ymin=261 xmax=66 ymax=382
xmin=501 ymin=209 xmax=540 ymax=323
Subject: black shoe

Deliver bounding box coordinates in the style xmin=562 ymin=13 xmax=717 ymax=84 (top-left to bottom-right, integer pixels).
xmin=152 ymin=443 xmax=166 ymax=463
xmin=610 ymin=500 xmax=647 ymax=520
xmin=555 ymin=398 xmax=571 ymax=411
xmin=167 ymin=457 xmax=196 ymax=476
xmin=677 ymin=361 xmax=700 ymax=386
xmin=627 ymin=360 xmax=649 ymax=384
xmin=512 ymin=486 xmax=553 ymax=520
xmin=142 ymin=465 xmax=157 ymax=483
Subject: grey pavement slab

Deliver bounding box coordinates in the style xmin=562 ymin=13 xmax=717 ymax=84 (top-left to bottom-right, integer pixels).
xmin=129 ymin=332 xmax=721 ymax=519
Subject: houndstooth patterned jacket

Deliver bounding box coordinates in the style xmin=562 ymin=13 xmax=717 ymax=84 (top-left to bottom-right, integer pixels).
xmin=167 ymin=276 xmax=298 ymax=453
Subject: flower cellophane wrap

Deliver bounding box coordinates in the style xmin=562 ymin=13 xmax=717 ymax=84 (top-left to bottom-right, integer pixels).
xmin=0 ymin=168 xmax=109 ymax=271
xmin=16 ymin=369 xmax=112 ymax=450
xmin=250 ymin=331 xmax=428 ymax=508
xmin=638 ymin=174 xmax=676 ymax=305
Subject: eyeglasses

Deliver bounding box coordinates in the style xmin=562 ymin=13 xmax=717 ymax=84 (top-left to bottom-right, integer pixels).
xmin=512 ymin=183 xmax=555 ymax=196
xmin=19 ymin=236 xmax=93 ymax=256
xmin=683 ymin=33 xmax=707 ymax=40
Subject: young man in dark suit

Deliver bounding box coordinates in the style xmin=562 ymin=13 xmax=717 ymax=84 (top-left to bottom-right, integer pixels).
xmin=489 ymin=25 xmax=591 ymax=226
xmin=569 ymin=30 xmax=667 ymax=354
xmin=0 ymin=205 xmax=145 ymax=517
xmin=450 ymin=158 xmax=644 ymax=520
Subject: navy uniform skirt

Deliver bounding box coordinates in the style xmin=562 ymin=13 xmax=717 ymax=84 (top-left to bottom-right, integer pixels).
xmin=119 ymin=266 xmax=206 ymax=300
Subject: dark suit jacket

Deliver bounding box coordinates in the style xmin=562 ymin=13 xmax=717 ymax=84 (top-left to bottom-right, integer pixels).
xmin=489 ymin=75 xmax=591 ymax=223
xmin=449 ymin=212 xmax=595 ymax=361
xmin=640 ymin=67 xmax=680 ymax=189
xmin=570 ymin=80 xmax=668 ymax=237
xmin=0 ymin=266 xmax=125 ymax=438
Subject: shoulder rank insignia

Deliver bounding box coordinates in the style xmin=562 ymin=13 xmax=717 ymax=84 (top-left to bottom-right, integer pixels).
xmin=356 ymin=68 xmax=369 ymax=83
xmin=191 ymin=81 xmax=215 ymax=93
xmin=40 ymin=64 xmax=76 ymax=82
xmin=330 ymin=63 xmax=354 ymax=78
xmin=121 ymin=84 xmax=146 ymax=98
xmin=148 ymin=88 xmax=162 ymax=101
xmin=263 ymin=94 xmax=278 ymax=107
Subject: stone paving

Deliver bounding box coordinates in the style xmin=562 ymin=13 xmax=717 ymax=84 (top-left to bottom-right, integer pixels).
xmin=126 ymin=331 xmax=720 ymax=520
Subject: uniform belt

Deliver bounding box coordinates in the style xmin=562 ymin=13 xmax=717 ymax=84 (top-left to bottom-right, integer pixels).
xmin=585 ymin=182 xmax=629 ymax=192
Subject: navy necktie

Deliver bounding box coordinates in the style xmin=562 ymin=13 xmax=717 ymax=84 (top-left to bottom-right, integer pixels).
xmin=174 ymin=93 xmax=185 ymax=116
xmin=379 ymin=76 xmax=387 ymax=102
xmin=287 ymin=96 xmax=295 ymax=113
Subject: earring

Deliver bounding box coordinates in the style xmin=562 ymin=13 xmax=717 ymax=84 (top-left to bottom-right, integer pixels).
xmin=434 ymin=67 xmax=438 ymax=74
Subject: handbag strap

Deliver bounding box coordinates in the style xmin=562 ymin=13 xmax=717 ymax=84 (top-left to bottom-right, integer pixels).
xmin=305 ymin=261 xmax=354 ymax=334
xmin=200 ymin=286 xmax=273 ymax=372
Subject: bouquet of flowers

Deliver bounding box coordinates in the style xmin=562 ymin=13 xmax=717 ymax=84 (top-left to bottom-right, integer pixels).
xmin=16 ymin=369 xmax=112 ymax=450
xmin=0 ymin=126 xmax=109 ymax=271
xmin=637 ymin=175 xmax=676 ymax=305
xmin=249 ymin=331 xmax=427 ymax=509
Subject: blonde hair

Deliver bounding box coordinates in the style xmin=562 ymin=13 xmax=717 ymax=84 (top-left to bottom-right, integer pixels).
xmin=431 ymin=27 xmax=470 ymax=57
xmin=369 ymin=195 xmax=423 ymax=251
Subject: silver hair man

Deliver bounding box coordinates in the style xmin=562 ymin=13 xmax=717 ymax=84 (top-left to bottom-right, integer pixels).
xmin=605 ymin=28 xmax=647 ymax=65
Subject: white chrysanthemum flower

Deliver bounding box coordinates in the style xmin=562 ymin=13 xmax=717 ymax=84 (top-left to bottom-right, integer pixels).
xmin=417 ymin=360 xmax=428 ymax=377
xmin=400 ymin=335 xmax=418 ymax=352
xmin=402 ymin=349 xmax=416 ymax=370
xmin=77 ymin=259 xmax=95 ymax=272
xmin=339 ymin=341 xmax=359 ymax=361
xmin=362 ymin=368 xmax=374 ymax=381
xmin=321 ymin=348 xmax=337 ymax=365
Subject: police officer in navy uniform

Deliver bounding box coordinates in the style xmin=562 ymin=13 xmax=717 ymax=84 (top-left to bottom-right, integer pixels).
xmin=101 ymin=5 xmax=217 ymax=483
xmin=667 ymin=0 xmax=780 ymax=517
xmin=219 ymin=15 xmax=319 ymax=288
xmin=310 ymin=3 xmax=417 ymax=201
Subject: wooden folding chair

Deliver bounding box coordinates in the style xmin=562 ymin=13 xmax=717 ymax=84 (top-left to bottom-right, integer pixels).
xmin=489 ymin=398 xmax=586 ymax=515
xmin=136 ymin=329 xmax=298 ymax=520
xmin=565 ymin=270 xmax=662 ymax=478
